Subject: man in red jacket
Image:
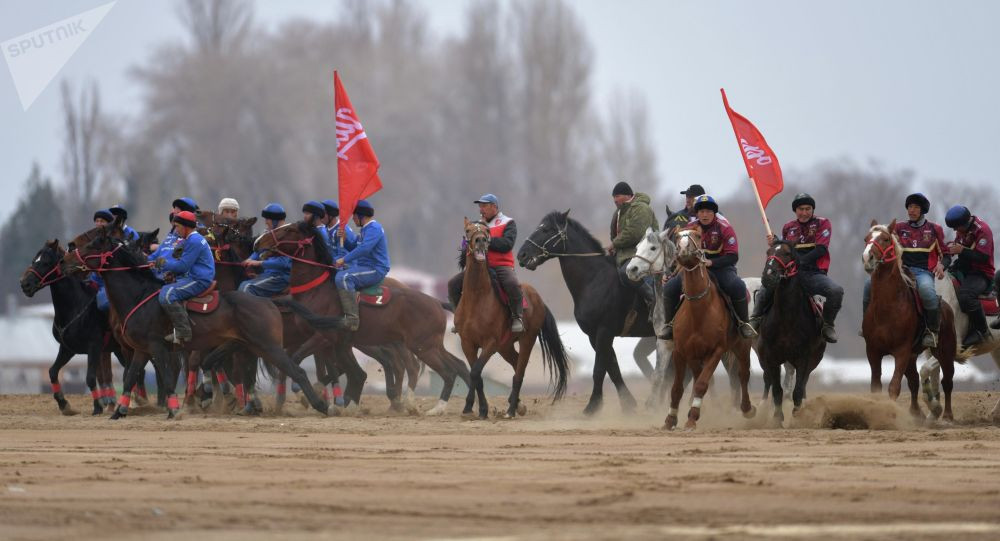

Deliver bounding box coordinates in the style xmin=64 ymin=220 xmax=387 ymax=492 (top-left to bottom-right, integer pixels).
xmin=447 ymin=193 xmax=524 ymax=333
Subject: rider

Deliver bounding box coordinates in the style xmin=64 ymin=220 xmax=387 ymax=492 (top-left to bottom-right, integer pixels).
xmin=90 ymin=209 xmax=115 ymax=312
xmin=148 ymin=197 xmax=199 ymax=279
xmin=153 ymin=210 xmax=215 ymax=345
xmin=218 ymin=198 xmax=240 ymax=221
xmin=750 ymin=193 xmax=844 ymax=343
xmin=607 ymin=181 xmax=658 ymax=316
xmin=239 ymin=203 xmax=291 ymax=297
xmin=660 ymin=195 xmax=756 ymax=340
xmin=108 ymin=205 xmax=139 ymax=243
xmin=334 ymin=200 xmax=390 ymax=331
xmin=302 ymin=200 xmax=331 ymax=248
xmin=944 ymin=205 xmax=995 ymax=346
xmin=321 ymin=199 xmax=357 ymax=262
xmin=665 ymin=184 xmax=706 ymax=229
xmin=861 ymin=193 xmax=948 ymax=348
xmin=446 ymin=193 xmax=525 ymax=333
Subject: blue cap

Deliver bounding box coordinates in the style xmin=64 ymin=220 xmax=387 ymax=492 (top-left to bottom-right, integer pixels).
xmin=171 ymin=197 xmax=198 ymax=212
xmin=322 ymin=199 xmax=339 ymax=215
xmin=474 ymin=193 xmax=499 ymax=206
xmin=302 ymin=200 xmax=326 ymax=219
xmin=354 ymin=199 xmax=374 ymax=217
xmin=93 ymin=209 xmax=114 ymax=222
xmin=261 ymin=203 xmax=286 ymax=221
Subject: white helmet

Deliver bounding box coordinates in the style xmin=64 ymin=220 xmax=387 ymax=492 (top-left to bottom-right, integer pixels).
xmin=218 ymin=198 xmax=240 ymax=213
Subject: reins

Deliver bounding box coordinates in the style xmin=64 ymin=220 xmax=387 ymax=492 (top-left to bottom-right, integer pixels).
xmin=525 ymin=220 xmax=605 ymax=259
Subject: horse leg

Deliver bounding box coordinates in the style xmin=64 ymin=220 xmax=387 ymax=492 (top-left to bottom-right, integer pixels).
xmin=48 ymin=346 xmax=77 ymax=415
xmin=792 ymin=359 xmax=812 ymax=416
xmin=184 ymin=351 xmax=201 ymax=412
xmin=632 ymin=337 xmax=656 ymax=381
xmin=763 ymin=360 xmax=784 ymax=426
xmin=148 ymin=342 xmax=181 ymax=419
xmin=887 ymin=346 xmax=911 ymax=401
xmin=736 ymin=345 xmax=755 ymax=419
xmin=646 ymin=340 xmax=672 ymax=410
xmin=920 ymin=358 xmax=943 ymax=420
xmin=473 ymin=349 xmax=492 ymax=419
xmin=275 ymin=371 xmax=288 ymax=412
xmin=506 ymin=335 xmax=536 ymax=419
xmin=604 ymin=338 xmax=637 ymax=414
xmin=254 ymin=342 xmax=328 ymax=416
xmin=419 ymin=348 xmax=458 ymax=416
xmin=939 ymin=355 xmax=955 ymax=422
xmin=903 ymin=354 xmax=923 ymax=420
xmin=97 ymin=350 xmax=113 ymax=407
xmin=583 ymin=334 xmax=607 ymax=416
xmin=721 ymin=351 xmax=740 ymax=411
xmin=664 ymin=355 xmax=685 ymax=430
xmin=782 ymin=362 xmax=796 ymax=393
xmin=866 ymin=345 xmax=883 ymax=394
xmin=460 ymin=341 xmax=480 ymax=416
xmin=687 ymin=348 xmax=726 ymax=430
xmin=402 ymin=347 xmax=421 ymax=414
xmin=85 ymin=344 xmax=103 ymax=416
xmin=111 ymin=350 xmax=151 ymax=420
xmin=337 ymin=347 xmax=367 ymax=408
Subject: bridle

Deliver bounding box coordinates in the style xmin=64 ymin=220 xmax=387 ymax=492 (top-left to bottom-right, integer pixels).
xmin=465 ymin=222 xmax=491 ymax=258
xmin=675 ymin=229 xmax=711 ymax=301
xmin=255 ymin=223 xmax=339 ymax=295
xmin=524 ymin=219 xmax=604 ymax=261
xmin=866 ymin=229 xmax=898 ymax=266
xmin=630 ymin=233 xmax=675 ymax=277
xmin=70 ymin=240 xmax=151 ymax=273
xmin=766 ymin=250 xmax=798 ymax=279
xmin=24 ymin=256 xmax=66 ymax=288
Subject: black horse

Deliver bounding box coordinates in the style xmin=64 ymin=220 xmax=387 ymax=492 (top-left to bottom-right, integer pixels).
xmin=20 ymin=240 xmax=136 ymax=415
xmin=757 ymin=240 xmax=826 ymax=425
xmin=518 ymin=210 xmax=652 ymax=415
xmin=62 ymin=220 xmax=331 ymax=419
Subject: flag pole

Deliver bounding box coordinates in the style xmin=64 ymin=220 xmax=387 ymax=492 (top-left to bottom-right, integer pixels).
xmin=749 ymin=176 xmax=773 ymax=238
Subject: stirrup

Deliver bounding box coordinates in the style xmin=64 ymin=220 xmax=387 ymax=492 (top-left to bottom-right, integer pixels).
xmin=511 ymin=318 xmax=524 ymax=333
xmin=921 ymin=331 xmax=938 ymax=348
xmin=165 ymin=331 xmax=187 ymax=345
xmin=738 ymin=321 xmax=758 ymax=339
xmin=749 ymin=316 xmax=762 ymax=332
xmin=658 ymin=323 xmax=674 ymax=341
xmin=822 ymin=324 xmax=839 ymax=343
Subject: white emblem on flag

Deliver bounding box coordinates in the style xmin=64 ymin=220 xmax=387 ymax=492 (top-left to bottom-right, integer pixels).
xmin=739 ymin=138 xmax=773 ymax=166
xmin=335 ymin=107 xmax=368 ymax=160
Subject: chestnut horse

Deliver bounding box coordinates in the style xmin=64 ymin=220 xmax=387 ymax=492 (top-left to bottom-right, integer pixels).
xmin=666 ymin=228 xmax=755 ymax=430
xmin=254 ymin=222 xmax=470 ymax=414
xmin=862 ymin=221 xmax=959 ymax=420
xmin=455 ymin=219 xmax=569 ymax=419
xmin=61 ymin=218 xmax=331 ymax=419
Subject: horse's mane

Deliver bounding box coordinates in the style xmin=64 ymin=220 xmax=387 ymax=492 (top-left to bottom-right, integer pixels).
xmin=299 ymin=221 xmax=333 ymax=266
xmin=868 ymin=223 xmax=913 ymax=287
xmin=542 ymin=211 xmax=605 ymax=254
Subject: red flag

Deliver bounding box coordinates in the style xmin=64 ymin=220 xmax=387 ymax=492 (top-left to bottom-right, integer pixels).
xmin=721 ymin=88 xmax=783 ymax=209
xmin=335 ymin=71 xmax=382 ymax=230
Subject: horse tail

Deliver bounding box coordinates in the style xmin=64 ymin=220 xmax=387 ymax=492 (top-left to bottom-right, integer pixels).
xmin=440 ymin=301 xmax=454 ymax=312
xmin=270 ymin=297 xmax=343 ymax=329
xmin=258 ymin=356 xmax=279 ymax=381
xmin=537 ymin=306 xmax=570 ymax=401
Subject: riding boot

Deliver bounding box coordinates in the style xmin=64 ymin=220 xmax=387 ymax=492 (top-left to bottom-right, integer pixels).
xmin=162 ymin=302 xmax=192 ymax=345
xmin=821 ymin=303 xmax=839 ymax=344
xmin=921 ymin=307 xmax=940 ymax=348
xmin=658 ymin=294 xmax=678 ymax=340
xmin=510 ymin=299 xmax=525 ymax=333
xmin=962 ymin=308 xmax=988 ymax=348
xmin=732 ymin=296 xmax=757 ymax=339
xmin=991 ymin=313 xmax=1000 ymax=330
xmin=637 ymin=278 xmax=656 ymax=322
xmin=749 ymin=286 xmax=772 ymax=332
xmin=338 ymin=289 xmax=361 ymax=332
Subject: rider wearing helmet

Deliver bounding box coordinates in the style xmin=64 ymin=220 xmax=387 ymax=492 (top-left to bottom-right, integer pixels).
xmin=149 ymin=197 xmax=199 ymax=280
xmin=154 ymin=210 xmax=215 ymax=345
xmin=90 ymin=209 xmax=115 ymax=313
xmin=945 ymin=205 xmax=995 ymax=347
xmin=447 ymin=193 xmax=525 ymax=333
xmin=608 ymin=181 xmax=658 ymax=318
xmin=750 ymin=193 xmax=844 ymax=343
xmin=861 ymin=193 xmax=949 ymax=347
xmin=108 ymin=205 xmax=140 ymax=243
xmin=660 ymin=195 xmax=756 ymax=340
xmin=334 ymin=200 xmax=391 ymax=331
xmin=665 ymin=184 xmax=706 ymax=229
xmin=239 ymin=203 xmax=291 ymax=297
xmin=321 ymin=199 xmax=357 ymax=262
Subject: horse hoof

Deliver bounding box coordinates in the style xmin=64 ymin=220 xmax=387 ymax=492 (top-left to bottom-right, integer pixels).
xmin=743 ymin=405 xmax=757 ymax=419
xmin=502 ymin=412 xmax=515 ymax=420
xmin=169 ymin=410 xmax=184 ymax=420
xmin=326 ymin=405 xmax=343 ymax=417
xmin=582 ymin=401 xmax=602 ymax=417
xmin=663 ymin=415 xmax=678 ymax=430
xmin=517 ymin=403 xmax=527 ymax=416
xmin=461 ymin=411 xmax=478 ymax=421
xmin=109 ymin=411 xmax=125 ymax=420
xmin=61 ymin=405 xmax=79 ymax=416
xmin=929 ymin=403 xmax=943 ymax=419
xmin=134 ymin=395 xmax=149 ymax=407
xmin=683 ymin=420 xmax=697 ymax=431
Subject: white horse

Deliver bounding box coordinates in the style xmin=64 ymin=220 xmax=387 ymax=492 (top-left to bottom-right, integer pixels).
xmin=626 ymin=227 xmax=786 ymax=409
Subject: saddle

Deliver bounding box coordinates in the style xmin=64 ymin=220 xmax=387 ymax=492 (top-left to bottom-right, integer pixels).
xmin=185 ymin=281 xmax=220 ymax=314
xmin=487 ymin=268 xmax=528 ymax=311
xmin=949 ymin=276 xmax=1000 ymax=316
xmin=358 ymin=281 xmax=393 ymax=307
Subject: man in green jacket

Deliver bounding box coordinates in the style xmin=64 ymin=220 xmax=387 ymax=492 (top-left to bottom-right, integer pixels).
xmin=607 ymin=181 xmax=658 ymax=314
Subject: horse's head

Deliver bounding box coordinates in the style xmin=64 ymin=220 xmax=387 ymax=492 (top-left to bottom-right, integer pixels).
xmin=626 ymin=227 xmax=676 ymax=281
xmin=253 ymin=221 xmax=327 ymax=264
xmin=464 ymin=217 xmax=491 ymax=263
xmin=21 ymin=239 xmax=65 ymax=297
xmin=518 ymin=210 xmax=571 ymax=270
xmin=227 ymin=217 xmax=257 ymax=259
xmin=762 ymin=240 xmax=799 ymax=288
xmin=196 ymin=209 xmax=217 ymax=229
xmin=60 ymin=217 xmax=128 ymax=278
xmin=862 ymin=219 xmax=900 ymax=274
xmin=133 ymin=228 xmax=159 ymax=255
xmin=675 ymin=227 xmax=705 ymax=270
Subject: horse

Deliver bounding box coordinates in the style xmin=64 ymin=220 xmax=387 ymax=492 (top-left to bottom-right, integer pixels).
xmin=60 ymin=218 xmax=331 ymax=419
xmin=253 ymin=221 xmax=471 ymax=415
xmin=455 ymin=219 xmax=569 ymax=419
xmin=626 ymin=226 xmax=762 ymax=410
xmin=662 ymin=228 xmax=755 ymax=430
xmin=20 ymin=240 xmax=135 ymax=415
xmin=756 ymin=240 xmax=827 ymax=425
xmin=517 ymin=210 xmax=651 ymax=415
xmin=862 ymin=221 xmax=959 ymax=420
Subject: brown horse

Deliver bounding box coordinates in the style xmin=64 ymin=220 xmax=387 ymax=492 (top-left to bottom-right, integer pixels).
xmin=254 ymin=221 xmax=471 ymax=414
xmin=862 ymin=221 xmax=959 ymax=420
xmin=666 ymin=228 xmax=755 ymax=430
xmin=61 ymin=218 xmax=331 ymax=419
xmin=455 ymin=219 xmax=569 ymax=419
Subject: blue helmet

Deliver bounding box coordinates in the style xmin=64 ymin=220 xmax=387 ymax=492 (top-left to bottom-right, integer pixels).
xmin=322 ymin=199 xmax=339 ymax=217
xmin=692 ymin=194 xmax=718 ymax=214
xmin=171 ymin=197 xmax=198 ymax=212
xmin=945 ymin=205 xmax=971 ymax=229
xmin=302 ymin=200 xmax=326 ymax=219
xmin=354 ymin=199 xmax=374 ymax=217
xmin=261 ymin=203 xmax=286 ymax=221
xmin=93 ymin=209 xmax=114 ymax=223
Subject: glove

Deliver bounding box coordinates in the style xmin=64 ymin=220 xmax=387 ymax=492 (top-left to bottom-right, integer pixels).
xmin=154 ymin=257 xmax=167 ymax=270
xmin=172 ymin=246 xmax=184 ymax=258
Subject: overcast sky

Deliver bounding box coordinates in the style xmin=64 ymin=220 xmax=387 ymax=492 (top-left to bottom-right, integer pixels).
xmin=2 ymin=0 xmax=998 ymax=223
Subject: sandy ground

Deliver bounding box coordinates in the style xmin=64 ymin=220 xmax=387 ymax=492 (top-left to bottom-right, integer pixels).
xmin=2 ymin=389 xmax=1000 ymax=541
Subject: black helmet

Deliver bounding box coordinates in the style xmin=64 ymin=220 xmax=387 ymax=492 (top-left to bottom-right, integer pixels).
xmin=904 ymin=193 xmax=930 ymax=215
xmin=945 ymin=205 xmax=972 ymax=229
xmin=792 ymin=193 xmax=815 ymax=210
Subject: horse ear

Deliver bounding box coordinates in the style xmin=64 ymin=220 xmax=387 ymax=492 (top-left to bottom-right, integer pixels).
xmin=151 ymin=228 xmax=160 ymax=237
xmin=665 ymin=204 xmax=672 ymax=216
xmin=870 ymin=219 xmax=878 ymax=227
xmin=464 ymin=216 xmax=470 ymax=227
xmin=112 ymin=214 xmax=125 ymax=230
xmin=562 ymin=209 xmax=571 ymax=218
xmin=246 ymin=217 xmax=257 ymax=226
xmin=888 ymin=218 xmax=897 ymax=230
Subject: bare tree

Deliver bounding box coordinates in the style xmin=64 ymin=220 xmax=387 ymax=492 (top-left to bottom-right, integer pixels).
xmin=60 ymin=80 xmax=120 ymax=230
xmin=176 ymin=0 xmax=252 ymax=55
